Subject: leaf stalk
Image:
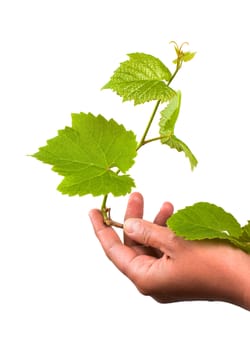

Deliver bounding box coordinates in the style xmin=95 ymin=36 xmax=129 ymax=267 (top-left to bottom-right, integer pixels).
xmin=137 ymin=100 xmax=161 ymax=150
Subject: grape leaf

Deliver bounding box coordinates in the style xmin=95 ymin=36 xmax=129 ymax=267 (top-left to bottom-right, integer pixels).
xmin=159 ymin=91 xmax=198 ymax=169
xmin=159 ymin=91 xmax=182 ymax=135
xmin=102 ymin=52 xmax=176 ymax=105
xmin=168 ymin=203 xmax=250 ymax=253
xmin=167 ymin=202 xmax=242 ymax=241
xmin=163 ymin=135 xmax=198 ymax=170
xmin=32 ymin=113 xmax=137 ymax=196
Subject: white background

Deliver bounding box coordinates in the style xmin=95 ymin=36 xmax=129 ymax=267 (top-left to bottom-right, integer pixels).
xmin=0 ymin=0 xmax=250 ymax=349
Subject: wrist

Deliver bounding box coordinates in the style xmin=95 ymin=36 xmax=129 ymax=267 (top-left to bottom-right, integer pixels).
xmin=220 ymin=246 xmax=250 ymax=311
xmin=234 ymin=251 xmax=250 ymax=310
xmin=192 ymin=242 xmax=250 ymax=310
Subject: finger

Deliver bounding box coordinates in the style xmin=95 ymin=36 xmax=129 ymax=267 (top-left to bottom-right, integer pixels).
xmin=152 ymin=202 xmax=174 ymax=258
xmin=153 ymin=202 xmax=174 ymax=226
xmin=124 ymin=218 xmax=177 ymax=255
xmin=124 ymin=192 xmax=144 ymax=220
xmin=89 ymin=209 xmax=160 ymax=285
xmin=124 ymin=192 xmax=144 ymax=246
xmin=89 ymin=209 xmax=139 ymax=274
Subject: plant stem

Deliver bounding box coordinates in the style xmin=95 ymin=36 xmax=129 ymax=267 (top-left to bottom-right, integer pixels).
xmin=142 ymin=135 xmax=169 ymax=145
xmin=101 ymin=194 xmax=108 ymax=214
xmin=137 ymin=100 xmax=161 ymax=150
xmin=101 ymin=61 xmax=182 ymax=227
xmin=101 ymin=197 xmax=124 ymax=228
xmin=136 ymin=62 xmax=180 ymax=151
xmin=168 ymin=65 xmax=179 ymax=85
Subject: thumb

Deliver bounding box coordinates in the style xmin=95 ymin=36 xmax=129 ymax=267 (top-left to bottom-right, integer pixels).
xmin=124 ymin=218 xmax=176 ymax=252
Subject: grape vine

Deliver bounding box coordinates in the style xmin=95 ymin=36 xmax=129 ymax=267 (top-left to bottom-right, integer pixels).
xmin=32 ymin=41 xmax=250 ymax=254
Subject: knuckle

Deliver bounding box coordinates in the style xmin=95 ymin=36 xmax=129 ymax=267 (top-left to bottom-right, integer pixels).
xmin=142 ymin=227 xmax=152 ymax=247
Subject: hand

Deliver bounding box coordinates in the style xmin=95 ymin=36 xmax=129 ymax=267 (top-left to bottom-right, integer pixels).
xmin=89 ymin=192 xmax=250 ymax=310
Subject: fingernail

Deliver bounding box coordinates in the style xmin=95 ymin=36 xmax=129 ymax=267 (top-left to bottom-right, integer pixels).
xmin=124 ymin=219 xmax=143 ymax=235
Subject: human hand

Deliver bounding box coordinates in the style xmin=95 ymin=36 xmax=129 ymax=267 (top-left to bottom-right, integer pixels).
xmin=89 ymin=192 xmax=250 ymax=310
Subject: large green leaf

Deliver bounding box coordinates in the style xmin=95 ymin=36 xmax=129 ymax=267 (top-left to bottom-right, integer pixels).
xmin=167 ymin=202 xmax=242 ymax=241
xmin=168 ymin=202 xmax=250 ymax=253
xmin=103 ymin=53 xmax=176 ymax=105
xmin=32 ymin=113 xmax=137 ymax=196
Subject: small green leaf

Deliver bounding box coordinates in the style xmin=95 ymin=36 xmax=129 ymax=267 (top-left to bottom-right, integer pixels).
xmin=182 ymin=51 xmax=196 ymax=62
xmin=163 ymin=135 xmax=198 ymax=170
xmin=173 ymin=51 xmax=196 ymax=64
xmin=159 ymin=91 xmax=181 ymax=135
xmin=103 ymin=52 xmax=176 ymax=105
xmin=159 ymin=92 xmax=198 ymax=170
xmin=167 ymin=202 xmax=242 ymax=241
xmin=32 ymin=113 xmax=137 ymax=197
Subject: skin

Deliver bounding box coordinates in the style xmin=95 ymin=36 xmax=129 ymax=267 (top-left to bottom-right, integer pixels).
xmin=89 ymin=192 xmax=250 ymax=311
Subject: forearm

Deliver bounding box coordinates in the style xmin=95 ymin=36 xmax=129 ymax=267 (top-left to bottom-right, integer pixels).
xmin=205 ymin=243 xmax=250 ymax=310
xmin=150 ymin=239 xmax=250 ymax=310
xmin=229 ymin=249 xmax=250 ymax=310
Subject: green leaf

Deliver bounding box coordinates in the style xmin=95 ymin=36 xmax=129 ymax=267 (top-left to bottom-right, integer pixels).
xmin=173 ymin=51 xmax=196 ymax=64
xmin=182 ymin=51 xmax=196 ymax=62
xmin=32 ymin=113 xmax=137 ymax=197
xmin=102 ymin=52 xmax=176 ymax=105
xmin=159 ymin=92 xmax=198 ymax=170
xmin=168 ymin=204 xmax=250 ymax=254
xmin=163 ymin=135 xmax=198 ymax=170
xmin=167 ymin=202 xmax=242 ymax=241
xmin=159 ymin=91 xmax=181 ymax=135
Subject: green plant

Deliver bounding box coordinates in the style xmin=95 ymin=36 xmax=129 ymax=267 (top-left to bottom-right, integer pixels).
xmin=32 ymin=41 xmax=250 ymax=254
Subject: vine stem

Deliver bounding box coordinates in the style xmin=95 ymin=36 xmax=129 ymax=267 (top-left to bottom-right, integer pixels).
xmin=101 ymin=172 xmax=124 ymax=228
xmin=101 ymin=60 xmax=182 ymax=227
xmin=101 ymin=196 xmax=124 ymax=228
xmin=142 ymin=135 xmax=168 ymax=145
xmin=101 ymin=194 xmax=108 ymax=216
xmin=137 ymin=99 xmax=161 ymax=150
xmin=136 ymin=63 xmax=180 ymax=151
